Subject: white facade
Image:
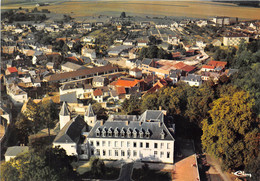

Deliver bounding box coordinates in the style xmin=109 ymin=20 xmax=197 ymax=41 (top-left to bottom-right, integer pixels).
xmin=53 ymin=142 xmax=77 ymax=156
xmin=223 ymin=36 xmax=249 ymax=46
xmin=82 ymin=48 xmax=96 ymax=60
xmin=87 ymin=138 xmax=174 ymax=163
xmin=6 ymin=84 xmax=28 ymax=105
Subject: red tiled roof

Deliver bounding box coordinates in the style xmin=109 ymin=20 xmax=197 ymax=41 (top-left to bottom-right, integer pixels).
xmin=93 ymin=89 xmax=103 ymax=96
xmin=115 ymin=79 xmax=140 ymax=88
xmin=181 ymin=65 xmax=196 ymax=72
xmin=208 ymin=60 xmax=227 ymax=68
xmin=116 ymin=87 xmax=126 ymax=95
xmin=202 ymin=65 xmax=215 ymax=69
xmin=7 ymin=67 xmax=18 ymax=73
xmin=173 ymin=62 xmax=186 ymax=69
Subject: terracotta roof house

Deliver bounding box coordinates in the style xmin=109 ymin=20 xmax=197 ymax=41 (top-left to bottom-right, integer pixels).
xmin=5 ymin=67 xmax=18 ymax=76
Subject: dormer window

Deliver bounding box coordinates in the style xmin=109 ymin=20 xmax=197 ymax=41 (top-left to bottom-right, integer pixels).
xmin=102 ymin=127 xmax=106 ymax=137
xmin=145 ymin=129 xmax=150 ymax=138
xmin=114 ymin=127 xmax=119 ymax=137
xmin=108 ymin=127 xmax=113 ymax=137
xmin=96 ymin=128 xmax=100 ymax=137
xmin=127 ymin=128 xmax=131 ymax=138
xmin=139 ymin=129 xmax=144 ymax=138
xmin=160 ymin=130 xmax=165 ymax=139
xmin=121 ymin=128 xmax=125 ymax=137
xmin=133 ymin=128 xmax=137 ymax=138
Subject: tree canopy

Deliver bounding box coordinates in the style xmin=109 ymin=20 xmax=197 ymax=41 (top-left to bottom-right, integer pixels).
xmin=201 ymin=91 xmax=259 ymax=170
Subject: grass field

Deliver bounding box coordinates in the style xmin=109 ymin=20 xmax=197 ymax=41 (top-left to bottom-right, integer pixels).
xmin=2 ymin=1 xmax=260 ymax=20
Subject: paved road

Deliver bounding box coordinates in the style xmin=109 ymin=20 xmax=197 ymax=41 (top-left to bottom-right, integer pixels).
xmin=116 ymin=162 xmax=134 ymax=181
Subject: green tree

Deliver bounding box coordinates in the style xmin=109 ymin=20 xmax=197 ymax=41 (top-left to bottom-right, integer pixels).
xmin=15 ymin=113 xmax=33 ymax=144
xmin=201 ymin=91 xmax=259 ymax=170
xmin=141 ymin=93 xmax=158 ymax=111
xmin=90 ymin=158 xmax=106 ymax=178
xmin=92 ymin=103 xmax=108 ymax=120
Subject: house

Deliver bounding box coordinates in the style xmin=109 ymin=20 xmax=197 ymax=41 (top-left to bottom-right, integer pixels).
xmin=201 ymin=65 xmax=215 ymax=72
xmin=168 ymin=35 xmax=180 ymax=45
xmin=92 ymin=76 xmax=108 ymax=88
xmin=87 ymin=110 xmax=175 ymax=163
xmin=44 ymin=65 xmax=118 ymax=83
xmin=126 ymin=59 xmax=142 ymax=69
xmin=208 ymin=60 xmax=227 ymax=71
xmin=129 ymin=48 xmax=139 ymax=59
xmin=180 ymin=74 xmax=202 ymax=86
xmin=223 ymin=33 xmax=249 ymax=46
xmin=53 ymin=114 xmax=87 ymax=157
xmin=212 ymin=39 xmax=222 ymax=47
xmin=108 ymin=45 xmax=134 ymax=57
xmin=137 ymin=40 xmax=148 ymax=47
xmin=0 ymin=105 xmax=12 ymax=125
xmin=129 ymin=68 xmax=142 ymax=78
xmin=6 ymin=84 xmax=28 ymax=105
xmin=61 ymin=62 xmax=86 ymax=72
xmin=140 ymin=21 xmax=150 ymax=28
xmin=5 ymin=67 xmax=18 ymax=76
xmin=5 ymin=146 xmax=29 ymax=162
xmin=93 ymin=59 xmax=109 ymax=67
xmin=59 ymin=82 xmax=85 ymax=99
xmin=145 ymin=79 xmax=168 ymax=94
xmin=196 ymin=41 xmax=206 ymax=49
xmin=60 ymin=92 xmax=78 ymax=104
xmin=169 ymin=70 xmax=182 ymax=84
xmin=93 ymin=89 xmax=104 ymax=103
xmin=212 ymin=16 xmax=230 ymax=26
xmin=123 ymin=40 xmax=134 ymax=46
xmin=46 ymin=62 xmax=54 ymax=70
xmin=81 ymin=47 xmax=96 ymax=60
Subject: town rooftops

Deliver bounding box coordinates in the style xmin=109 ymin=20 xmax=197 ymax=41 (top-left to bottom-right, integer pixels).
xmin=7 ymin=67 xmax=18 ymax=73
xmin=5 ymin=146 xmax=29 ymax=157
xmin=60 ymin=82 xmax=84 ymax=91
xmin=61 ymin=62 xmax=86 ymax=70
xmin=53 ymin=115 xmax=86 ymax=143
xmin=181 ymin=74 xmax=202 ymax=82
xmin=113 ymin=78 xmax=140 ymax=88
xmin=44 ymin=65 xmax=118 ymax=82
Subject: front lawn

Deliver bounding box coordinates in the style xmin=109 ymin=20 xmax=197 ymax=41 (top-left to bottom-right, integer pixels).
xmin=132 ymin=164 xmax=172 ymax=181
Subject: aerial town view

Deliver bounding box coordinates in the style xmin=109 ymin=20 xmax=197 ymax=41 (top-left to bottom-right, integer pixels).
xmin=0 ymin=0 xmax=259 ymax=180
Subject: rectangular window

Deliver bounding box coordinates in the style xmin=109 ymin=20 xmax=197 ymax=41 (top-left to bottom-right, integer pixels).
xmin=160 ymin=151 xmax=164 ymax=158
xmin=90 ymin=141 xmax=93 ymax=146
xmin=161 ymin=143 xmax=164 ymax=149
xmin=167 ymin=143 xmax=170 ymax=149
xmin=133 ymin=151 xmax=137 ymax=157
xmin=154 ymin=143 xmax=158 ymax=149
xmin=103 ymin=150 xmax=106 ymax=156
xmin=96 ymin=149 xmax=100 ymax=156
xmin=108 ymin=141 xmax=111 ymax=147
xmin=133 ymin=142 xmax=137 ymax=147
xmin=127 ymin=150 xmax=131 ymax=157
xmin=154 ymin=151 xmax=157 ymax=156
xmin=146 ymin=143 xmax=149 ymax=148
xmin=167 ymin=152 xmax=170 ymax=158
xmin=121 ymin=150 xmax=125 ymax=156
xmin=102 ymin=141 xmax=106 ymax=147
xmin=109 ymin=150 xmax=112 ymax=156
xmin=96 ymin=141 xmax=100 ymax=146
xmin=115 ymin=141 xmax=118 ymax=147
xmin=121 ymin=141 xmax=124 ymax=147
xmin=140 ymin=142 xmax=143 ymax=148
xmin=127 ymin=141 xmax=130 ymax=147
xmin=115 ymin=150 xmax=118 ymax=156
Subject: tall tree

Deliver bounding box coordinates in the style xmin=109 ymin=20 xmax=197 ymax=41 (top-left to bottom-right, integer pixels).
xmin=201 ymin=91 xmax=259 ymax=170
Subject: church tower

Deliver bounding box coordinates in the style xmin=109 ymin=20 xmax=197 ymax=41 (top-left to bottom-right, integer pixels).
xmin=84 ymin=103 xmax=97 ymax=128
xmin=59 ymin=102 xmax=71 ymax=130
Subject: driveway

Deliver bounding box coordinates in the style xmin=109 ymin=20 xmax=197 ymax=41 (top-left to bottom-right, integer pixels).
xmin=116 ymin=162 xmax=134 ymax=181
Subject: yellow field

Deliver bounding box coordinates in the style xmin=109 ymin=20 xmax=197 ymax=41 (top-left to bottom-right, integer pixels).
xmin=2 ymin=1 xmax=260 ymax=20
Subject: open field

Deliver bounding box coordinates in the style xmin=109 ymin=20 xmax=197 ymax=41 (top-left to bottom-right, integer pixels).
xmin=2 ymin=1 xmax=260 ymax=20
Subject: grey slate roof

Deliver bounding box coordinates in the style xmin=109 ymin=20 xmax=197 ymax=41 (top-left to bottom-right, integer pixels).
xmin=142 ymin=58 xmax=153 ymax=66
xmin=88 ymin=120 xmax=174 ymax=141
xmin=180 ymin=74 xmax=202 ymax=82
xmin=138 ymin=110 xmax=165 ymax=123
xmin=5 ymin=146 xmax=29 ymax=157
xmin=54 ymin=115 xmax=86 ymax=143
xmin=85 ymin=104 xmax=95 ymax=117
xmin=60 ymin=92 xmax=78 ymax=104
xmin=107 ymin=115 xmax=138 ymax=122
xmin=93 ymin=76 xmax=105 ymax=83
xmin=60 ymin=82 xmax=84 ymax=91
xmin=59 ymin=102 xmax=70 ymax=116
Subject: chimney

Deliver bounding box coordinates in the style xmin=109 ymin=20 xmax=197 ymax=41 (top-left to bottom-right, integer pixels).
xmin=125 ymin=121 xmax=129 ymax=126
xmin=159 ymin=106 xmax=162 ymax=110
xmin=100 ymin=120 xmax=103 ymax=126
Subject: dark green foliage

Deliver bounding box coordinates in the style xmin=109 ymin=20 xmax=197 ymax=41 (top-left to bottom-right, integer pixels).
xmin=132 ymin=163 xmax=171 ymax=181
xmin=120 ymin=12 xmax=126 ymax=18
xmin=0 ymin=147 xmax=78 ymax=181
xmin=139 ymin=45 xmax=171 ymax=59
